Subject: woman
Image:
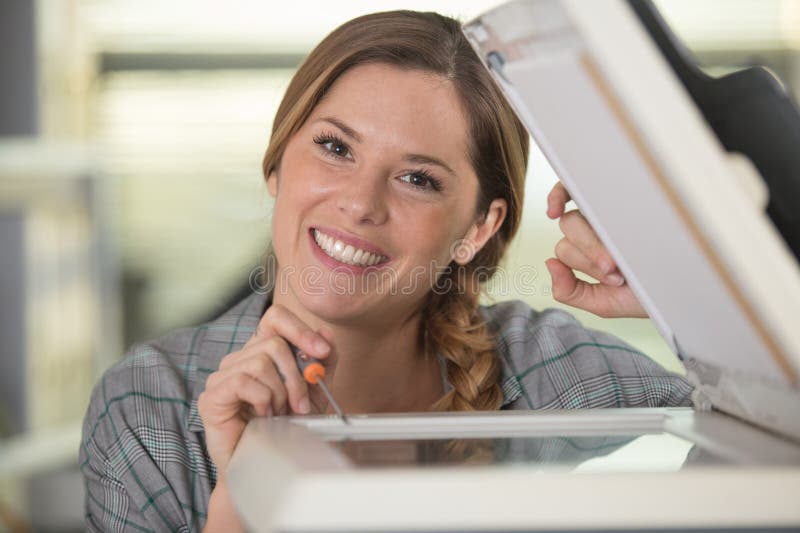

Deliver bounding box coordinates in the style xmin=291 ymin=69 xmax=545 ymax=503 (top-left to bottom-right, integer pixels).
xmin=80 ymin=10 xmax=692 ymax=532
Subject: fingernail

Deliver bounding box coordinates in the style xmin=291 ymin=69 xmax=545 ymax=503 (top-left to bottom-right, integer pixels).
xmin=598 ymin=259 xmax=614 ymax=274
xmin=607 ymin=273 xmax=625 ymax=286
xmin=314 ymin=338 xmax=329 ymax=355
xmin=298 ymin=397 xmax=311 ymax=414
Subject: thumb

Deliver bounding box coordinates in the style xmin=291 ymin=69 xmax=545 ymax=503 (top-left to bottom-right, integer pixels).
xmin=546 ymin=258 xmax=581 ymax=304
xmin=316 ymin=326 xmax=338 ymax=370
xmin=546 ymin=258 xmax=606 ymax=314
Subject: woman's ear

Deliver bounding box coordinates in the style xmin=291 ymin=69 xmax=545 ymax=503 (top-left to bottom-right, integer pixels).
xmin=266 ymin=170 xmax=278 ymax=198
xmin=453 ymin=198 xmax=507 ymax=265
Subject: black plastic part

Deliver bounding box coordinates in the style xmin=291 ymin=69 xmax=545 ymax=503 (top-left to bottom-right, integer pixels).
xmin=627 ymin=0 xmax=800 ymax=263
xmin=289 ymin=343 xmax=315 ymax=374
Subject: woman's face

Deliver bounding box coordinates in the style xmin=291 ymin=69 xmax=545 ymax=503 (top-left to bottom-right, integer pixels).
xmin=267 ymin=63 xmax=505 ymax=326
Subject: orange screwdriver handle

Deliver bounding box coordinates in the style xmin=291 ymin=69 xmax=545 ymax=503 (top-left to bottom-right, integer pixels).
xmin=290 ymin=344 xmax=326 ymax=385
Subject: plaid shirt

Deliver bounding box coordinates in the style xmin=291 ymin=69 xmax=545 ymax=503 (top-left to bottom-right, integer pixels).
xmin=80 ymin=289 xmax=693 ymax=532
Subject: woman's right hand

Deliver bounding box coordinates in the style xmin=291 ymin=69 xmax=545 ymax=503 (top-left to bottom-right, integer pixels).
xmin=546 ymin=182 xmax=647 ymax=319
xmin=197 ymin=304 xmax=336 ymax=474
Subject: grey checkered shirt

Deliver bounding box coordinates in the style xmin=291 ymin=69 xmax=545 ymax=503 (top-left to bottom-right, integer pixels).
xmin=80 ymin=289 xmax=693 ymax=531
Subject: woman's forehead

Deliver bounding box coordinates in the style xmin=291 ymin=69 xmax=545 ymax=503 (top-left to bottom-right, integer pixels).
xmin=308 ymin=63 xmax=473 ymax=166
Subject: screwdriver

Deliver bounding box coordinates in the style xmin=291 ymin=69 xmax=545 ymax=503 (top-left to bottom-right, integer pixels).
xmin=290 ymin=344 xmax=349 ymax=424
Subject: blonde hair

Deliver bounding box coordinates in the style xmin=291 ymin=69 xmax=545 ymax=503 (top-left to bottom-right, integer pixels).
xmin=262 ymin=10 xmax=529 ymax=412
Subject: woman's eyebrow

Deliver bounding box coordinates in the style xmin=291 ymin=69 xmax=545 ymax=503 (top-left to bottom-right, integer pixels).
xmin=404 ymin=153 xmax=455 ymax=176
xmin=317 ymin=116 xmax=362 ymax=143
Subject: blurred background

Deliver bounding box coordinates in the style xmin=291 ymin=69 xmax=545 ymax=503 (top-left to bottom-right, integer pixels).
xmin=1 ymin=0 xmax=799 ymax=530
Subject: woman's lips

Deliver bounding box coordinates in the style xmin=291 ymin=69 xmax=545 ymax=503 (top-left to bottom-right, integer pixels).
xmin=310 ymin=227 xmax=389 ymax=267
xmin=308 ymin=228 xmax=391 ymax=272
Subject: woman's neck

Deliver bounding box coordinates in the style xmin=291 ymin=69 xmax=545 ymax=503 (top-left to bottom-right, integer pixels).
xmin=326 ymin=314 xmax=443 ymax=413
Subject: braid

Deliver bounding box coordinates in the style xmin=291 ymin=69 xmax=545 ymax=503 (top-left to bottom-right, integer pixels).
xmin=426 ymin=268 xmax=503 ymax=412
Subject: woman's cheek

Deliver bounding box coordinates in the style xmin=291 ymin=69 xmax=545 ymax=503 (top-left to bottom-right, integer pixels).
xmin=269 ymin=201 xmax=295 ymax=262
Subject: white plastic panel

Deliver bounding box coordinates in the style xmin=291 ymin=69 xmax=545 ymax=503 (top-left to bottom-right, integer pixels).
xmin=463 ymin=0 xmax=800 ymax=386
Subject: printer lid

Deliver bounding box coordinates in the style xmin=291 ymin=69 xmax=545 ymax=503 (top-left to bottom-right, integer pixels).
xmin=463 ymin=0 xmax=800 ymax=439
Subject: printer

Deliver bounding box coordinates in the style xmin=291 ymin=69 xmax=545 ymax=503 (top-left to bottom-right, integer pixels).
xmin=226 ymin=1 xmax=800 ymax=531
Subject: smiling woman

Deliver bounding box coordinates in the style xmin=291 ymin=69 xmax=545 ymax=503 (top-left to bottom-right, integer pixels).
xmin=264 ymin=61 xmax=515 ymax=415
xmin=79 ymin=10 xmax=693 ymax=533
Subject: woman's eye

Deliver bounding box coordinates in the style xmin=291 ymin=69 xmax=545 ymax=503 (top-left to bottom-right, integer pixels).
xmin=323 ymin=140 xmax=350 ymax=158
xmin=399 ymin=173 xmax=441 ymax=192
xmin=313 ymin=133 xmax=353 ymax=160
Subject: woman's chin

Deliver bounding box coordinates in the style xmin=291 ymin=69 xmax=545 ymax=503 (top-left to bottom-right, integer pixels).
xmin=294 ymin=289 xmax=375 ymax=323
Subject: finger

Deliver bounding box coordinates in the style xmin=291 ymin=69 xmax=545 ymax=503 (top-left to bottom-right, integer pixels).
xmin=220 ymin=337 xmax=311 ymax=414
xmin=545 ymin=258 xmax=646 ymax=318
xmin=259 ymin=336 xmax=311 ymax=414
xmin=204 ymin=368 xmax=224 ymax=389
xmin=200 ymin=373 xmax=274 ymax=421
xmin=220 ymin=335 xmax=287 ymax=370
xmin=546 ymin=258 xmax=613 ymax=318
xmin=558 ymin=210 xmax=616 ymax=274
xmin=555 ymin=238 xmax=625 ymax=286
xmin=248 ymin=304 xmax=331 ymax=358
xmin=224 ymin=352 xmax=289 ymax=415
xmin=546 ymin=182 xmax=572 ymax=219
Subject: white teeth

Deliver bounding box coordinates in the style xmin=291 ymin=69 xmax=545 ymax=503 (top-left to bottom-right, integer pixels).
xmin=342 ymin=245 xmax=355 ymax=262
xmin=313 ymin=229 xmax=386 ymax=266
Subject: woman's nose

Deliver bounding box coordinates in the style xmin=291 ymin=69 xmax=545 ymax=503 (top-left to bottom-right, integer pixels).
xmin=335 ymin=172 xmax=388 ymax=225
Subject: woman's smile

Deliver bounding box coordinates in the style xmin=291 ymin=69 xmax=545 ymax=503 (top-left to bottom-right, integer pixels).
xmin=308 ymin=226 xmax=391 ymax=273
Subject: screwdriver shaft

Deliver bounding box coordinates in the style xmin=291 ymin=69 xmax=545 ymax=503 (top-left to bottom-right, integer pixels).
xmin=315 ymin=379 xmax=349 ymax=424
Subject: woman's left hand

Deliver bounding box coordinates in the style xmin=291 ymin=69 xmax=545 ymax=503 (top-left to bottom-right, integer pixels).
xmin=545 ymin=182 xmax=648 ymax=319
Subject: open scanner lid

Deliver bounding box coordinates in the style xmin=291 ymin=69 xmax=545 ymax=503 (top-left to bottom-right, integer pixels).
xmin=463 ymin=0 xmax=800 ymax=440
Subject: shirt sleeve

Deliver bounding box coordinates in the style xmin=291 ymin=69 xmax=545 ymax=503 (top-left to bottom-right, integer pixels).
xmin=484 ymin=301 xmax=695 ymax=410
xmin=79 ymin=343 xmax=210 ymax=532
xmin=80 ymin=423 xmax=154 ymax=532
xmin=80 ymin=374 xmax=163 ymax=532
xmin=577 ymin=323 xmax=695 ymax=408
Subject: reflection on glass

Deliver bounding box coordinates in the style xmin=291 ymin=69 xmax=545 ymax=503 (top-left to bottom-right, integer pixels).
xmin=330 ymin=433 xmax=710 ymax=471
